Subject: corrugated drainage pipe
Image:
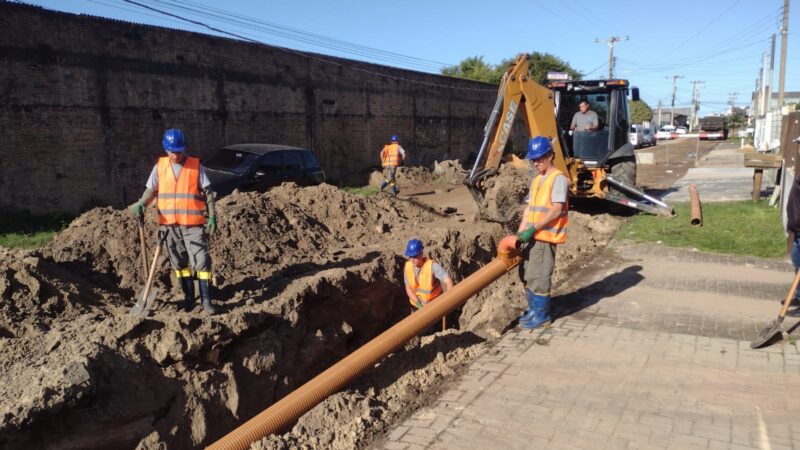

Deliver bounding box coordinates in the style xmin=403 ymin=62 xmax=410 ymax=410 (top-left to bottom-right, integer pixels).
xmin=207 ymin=236 xmax=522 ymax=450
xmin=689 ymin=184 xmax=702 ymax=226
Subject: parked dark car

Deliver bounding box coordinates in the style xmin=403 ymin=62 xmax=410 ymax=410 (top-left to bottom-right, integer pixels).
xmin=203 ymin=144 xmax=325 ymax=197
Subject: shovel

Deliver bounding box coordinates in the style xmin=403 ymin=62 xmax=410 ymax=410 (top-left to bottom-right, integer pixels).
xmin=136 ymin=215 xmax=149 ymax=275
xmin=130 ymin=232 xmax=165 ymax=317
xmin=750 ymin=268 xmax=800 ymax=349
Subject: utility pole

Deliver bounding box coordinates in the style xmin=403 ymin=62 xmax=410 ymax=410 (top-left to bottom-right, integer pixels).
xmin=667 ymin=75 xmax=684 ymax=126
xmin=761 ymin=52 xmax=770 ymax=116
xmin=657 ymin=100 xmax=663 ymax=127
xmin=778 ymin=0 xmax=790 ymax=109
xmin=728 ymin=92 xmax=738 ymax=115
xmin=766 ymin=33 xmax=776 ymax=113
xmin=689 ymin=80 xmax=704 ymax=131
xmin=595 ymin=36 xmax=629 ymax=78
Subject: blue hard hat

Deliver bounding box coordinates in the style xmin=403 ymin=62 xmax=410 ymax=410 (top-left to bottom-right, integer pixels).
xmin=390 ymin=134 xmax=399 ymax=142
xmin=525 ymin=136 xmax=553 ymax=160
xmin=405 ymin=239 xmax=423 ymax=258
xmin=162 ymin=128 xmax=186 ymax=152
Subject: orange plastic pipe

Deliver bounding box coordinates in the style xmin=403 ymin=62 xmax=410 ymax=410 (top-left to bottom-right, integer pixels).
xmin=689 ymin=184 xmax=702 ymax=226
xmin=207 ymin=236 xmax=522 ymax=450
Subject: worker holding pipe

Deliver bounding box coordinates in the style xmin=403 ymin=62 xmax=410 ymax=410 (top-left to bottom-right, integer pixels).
xmin=379 ymin=134 xmax=405 ymax=196
xmin=515 ymin=136 xmax=569 ymax=329
xmin=404 ymin=239 xmax=455 ymax=310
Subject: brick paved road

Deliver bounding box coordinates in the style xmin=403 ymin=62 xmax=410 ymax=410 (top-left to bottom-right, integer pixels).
xmin=372 ymin=242 xmax=800 ymax=450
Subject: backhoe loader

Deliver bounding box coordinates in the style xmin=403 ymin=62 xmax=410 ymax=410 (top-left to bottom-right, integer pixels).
xmin=464 ymin=53 xmax=673 ymax=221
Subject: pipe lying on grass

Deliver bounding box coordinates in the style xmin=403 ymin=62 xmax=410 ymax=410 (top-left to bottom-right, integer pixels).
xmin=689 ymin=184 xmax=702 ymax=226
xmin=207 ymin=236 xmax=522 ymax=450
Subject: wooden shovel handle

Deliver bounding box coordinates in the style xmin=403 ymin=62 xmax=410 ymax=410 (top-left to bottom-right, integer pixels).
xmin=137 ymin=217 xmax=149 ymax=276
xmin=140 ymin=236 xmax=163 ymax=307
xmin=780 ymin=269 xmax=800 ymax=318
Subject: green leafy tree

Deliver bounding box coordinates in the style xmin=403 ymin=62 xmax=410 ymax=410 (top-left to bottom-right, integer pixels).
xmin=629 ymin=100 xmax=653 ymax=124
xmin=442 ymin=52 xmax=580 ymax=85
xmin=725 ymin=113 xmax=746 ymax=130
xmin=441 ymin=56 xmax=502 ymax=84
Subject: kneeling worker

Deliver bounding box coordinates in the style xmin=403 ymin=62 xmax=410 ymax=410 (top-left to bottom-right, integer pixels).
xmin=403 ymin=239 xmax=455 ymax=310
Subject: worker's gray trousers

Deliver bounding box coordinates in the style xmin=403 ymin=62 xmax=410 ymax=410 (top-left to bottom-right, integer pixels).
xmin=159 ymin=225 xmax=211 ymax=272
xmin=519 ymin=240 xmax=557 ymax=296
xmin=383 ymin=166 xmax=398 ymax=185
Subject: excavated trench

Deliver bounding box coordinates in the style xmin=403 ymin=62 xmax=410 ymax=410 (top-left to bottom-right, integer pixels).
xmin=0 ymin=163 xmax=625 ymax=450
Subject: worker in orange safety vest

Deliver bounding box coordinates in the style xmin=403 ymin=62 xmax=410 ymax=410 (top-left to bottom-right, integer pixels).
xmin=129 ymin=128 xmax=219 ymax=315
xmin=379 ymin=134 xmax=406 ymax=196
xmin=403 ymin=239 xmax=454 ymax=310
xmin=515 ymin=136 xmax=568 ymax=330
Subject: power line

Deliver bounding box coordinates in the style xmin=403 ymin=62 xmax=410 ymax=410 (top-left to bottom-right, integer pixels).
xmin=151 ymin=0 xmax=454 ymax=70
xmin=115 ymin=0 xmax=495 ymax=92
xmin=660 ymin=0 xmax=744 ymax=59
xmin=595 ymin=36 xmax=628 ymax=78
xmin=117 ymin=0 xmax=452 ymax=72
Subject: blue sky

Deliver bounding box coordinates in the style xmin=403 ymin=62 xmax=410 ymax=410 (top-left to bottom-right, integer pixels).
xmin=24 ymin=0 xmax=798 ymax=116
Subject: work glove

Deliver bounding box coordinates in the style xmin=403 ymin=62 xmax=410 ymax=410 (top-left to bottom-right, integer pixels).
xmin=206 ymin=216 xmax=218 ymax=235
xmin=129 ymin=201 xmax=145 ymax=218
xmin=516 ymin=226 xmax=536 ymax=244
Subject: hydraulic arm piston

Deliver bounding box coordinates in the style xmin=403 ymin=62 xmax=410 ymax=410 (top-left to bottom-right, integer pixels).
xmin=208 ymin=236 xmax=522 ymax=450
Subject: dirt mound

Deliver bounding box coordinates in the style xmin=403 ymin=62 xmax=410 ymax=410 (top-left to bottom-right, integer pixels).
xmin=2 ymin=177 xmax=626 ymax=450
xmin=0 ymin=247 xmax=111 ymax=337
xmin=477 ymin=165 xmax=532 ymax=224
xmin=44 ymin=183 xmax=436 ymax=293
xmin=368 ymin=159 xmax=467 ymax=189
xmin=432 ymin=160 xmax=468 ymax=184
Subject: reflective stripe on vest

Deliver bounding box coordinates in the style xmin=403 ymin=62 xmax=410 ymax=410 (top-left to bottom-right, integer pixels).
xmin=404 ymin=259 xmax=443 ymax=304
xmin=156 ymin=156 xmax=206 ymax=226
xmin=526 ymin=169 xmax=568 ymax=244
xmin=381 ymin=143 xmax=401 ymax=167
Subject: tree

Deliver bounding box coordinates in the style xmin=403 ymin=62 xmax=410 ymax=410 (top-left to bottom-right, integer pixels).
xmin=440 ymin=56 xmax=502 ymax=84
xmin=442 ymin=52 xmax=580 ymax=85
xmin=526 ymin=52 xmax=582 ymax=85
xmin=629 ymin=100 xmax=653 ymax=124
xmin=725 ymin=113 xmax=746 ymax=131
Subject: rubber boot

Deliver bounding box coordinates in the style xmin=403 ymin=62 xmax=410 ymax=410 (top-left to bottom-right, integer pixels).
xmin=180 ymin=276 xmax=195 ymax=312
xmin=390 ymin=185 xmax=399 ymax=196
xmin=518 ymin=289 xmax=537 ymax=323
xmin=379 ymin=181 xmax=388 ymax=191
xmin=198 ymin=279 xmax=218 ymax=315
xmin=521 ymin=294 xmax=551 ymax=329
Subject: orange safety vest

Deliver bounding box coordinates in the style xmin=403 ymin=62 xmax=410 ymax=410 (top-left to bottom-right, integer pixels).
xmin=381 ymin=143 xmax=401 ymax=167
xmin=404 ymin=259 xmax=443 ymax=305
xmin=156 ymin=156 xmax=206 ymax=226
xmin=526 ymin=169 xmax=568 ymax=244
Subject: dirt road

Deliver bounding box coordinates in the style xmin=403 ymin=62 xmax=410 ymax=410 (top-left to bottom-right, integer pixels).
xmin=636 ymin=138 xmax=720 ymax=190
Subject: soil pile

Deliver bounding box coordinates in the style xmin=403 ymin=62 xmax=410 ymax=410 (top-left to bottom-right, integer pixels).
xmin=478 ymin=165 xmax=532 ymax=224
xmin=368 ymin=159 xmax=467 ymax=189
xmin=1 ymin=174 xmax=625 ymax=450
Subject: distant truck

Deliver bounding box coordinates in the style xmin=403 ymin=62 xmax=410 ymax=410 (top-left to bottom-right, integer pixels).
xmin=698 ymin=116 xmax=728 ymax=140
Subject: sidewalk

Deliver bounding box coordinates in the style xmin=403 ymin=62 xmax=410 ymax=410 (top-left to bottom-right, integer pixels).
xmin=370 ymin=141 xmax=797 ymax=450
xmin=371 ymin=242 xmax=800 ymax=450
xmin=663 ymin=142 xmax=772 ymax=203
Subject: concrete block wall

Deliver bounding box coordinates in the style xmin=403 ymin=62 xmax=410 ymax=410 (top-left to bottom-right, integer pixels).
xmin=0 ymin=3 xmax=527 ymax=214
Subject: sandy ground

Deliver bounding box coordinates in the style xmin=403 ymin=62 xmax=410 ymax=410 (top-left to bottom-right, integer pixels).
xmin=0 ymin=160 xmax=636 ymax=450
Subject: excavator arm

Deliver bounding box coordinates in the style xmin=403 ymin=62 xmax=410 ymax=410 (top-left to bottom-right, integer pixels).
xmin=465 ymin=53 xmax=674 ymax=220
xmin=465 ymin=53 xmax=578 ymax=219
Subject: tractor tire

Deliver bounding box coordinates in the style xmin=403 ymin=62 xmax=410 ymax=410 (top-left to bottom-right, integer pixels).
xmin=609 ymin=157 xmax=636 ymax=194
